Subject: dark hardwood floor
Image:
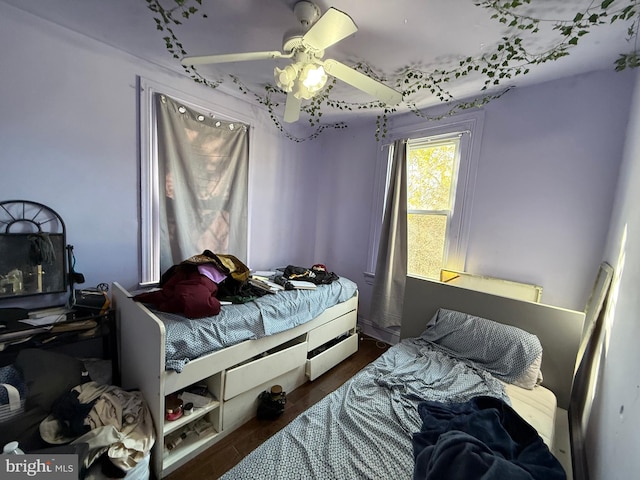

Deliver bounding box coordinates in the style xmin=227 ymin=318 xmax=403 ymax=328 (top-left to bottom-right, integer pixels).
xmin=164 ymin=334 xmax=390 ymax=480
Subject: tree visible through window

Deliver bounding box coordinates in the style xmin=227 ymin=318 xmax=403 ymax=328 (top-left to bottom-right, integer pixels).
xmin=406 ymin=137 xmax=460 ymax=279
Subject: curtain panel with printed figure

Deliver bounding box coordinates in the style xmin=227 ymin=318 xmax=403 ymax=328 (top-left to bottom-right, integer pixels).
xmin=155 ymin=93 xmax=249 ymax=274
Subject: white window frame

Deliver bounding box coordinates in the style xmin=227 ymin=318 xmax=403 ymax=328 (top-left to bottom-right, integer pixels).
xmin=406 ymin=134 xmax=461 ymax=279
xmin=365 ymin=110 xmax=484 ymax=283
xmin=138 ymin=76 xmax=254 ymax=285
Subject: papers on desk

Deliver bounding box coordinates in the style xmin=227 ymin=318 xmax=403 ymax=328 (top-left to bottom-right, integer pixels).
xmin=27 ymin=306 xmax=69 ymax=319
xmin=0 ymin=325 xmax=52 ymax=342
xmin=20 ymin=312 xmax=68 ymax=326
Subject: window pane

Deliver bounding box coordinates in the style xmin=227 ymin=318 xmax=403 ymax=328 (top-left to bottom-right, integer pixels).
xmin=407 ymin=214 xmax=447 ymax=279
xmin=407 ymin=143 xmax=456 ymax=211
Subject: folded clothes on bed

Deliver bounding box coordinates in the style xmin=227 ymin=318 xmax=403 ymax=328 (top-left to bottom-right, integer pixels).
xmin=412 ymin=396 xmax=566 ymax=480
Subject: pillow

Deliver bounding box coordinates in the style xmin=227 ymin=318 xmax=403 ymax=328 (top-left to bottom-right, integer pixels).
xmin=14 ymin=349 xmax=85 ymax=411
xmin=511 ymin=352 xmax=543 ymax=390
xmin=420 ymin=308 xmax=543 ymax=386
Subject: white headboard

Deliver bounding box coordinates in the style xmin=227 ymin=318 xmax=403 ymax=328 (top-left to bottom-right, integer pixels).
xmin=400 ymin=276 xmax=585 ymax=410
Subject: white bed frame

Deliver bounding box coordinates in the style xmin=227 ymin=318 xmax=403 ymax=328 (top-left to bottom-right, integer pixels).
xmin=112 ymin=282 xmax=359 ymax=479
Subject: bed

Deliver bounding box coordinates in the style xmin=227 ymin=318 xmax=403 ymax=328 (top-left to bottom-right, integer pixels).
xmin=112 ymin=277 xmax=360 ymax=478
xmin=221 ymin=275 xmax=586 ymax=479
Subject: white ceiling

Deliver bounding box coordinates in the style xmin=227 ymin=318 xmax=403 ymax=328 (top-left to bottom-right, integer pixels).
xmin=2 ymin=0 xmax=633 ymax=122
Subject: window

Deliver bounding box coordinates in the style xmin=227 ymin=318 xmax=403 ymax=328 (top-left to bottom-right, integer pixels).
xmin=407 ymin=135 xmax=460 ymax=279
xmin=366 ymin=111 xmax=484 ymax=282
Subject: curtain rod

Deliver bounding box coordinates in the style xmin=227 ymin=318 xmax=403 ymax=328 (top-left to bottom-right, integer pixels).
xmin=380 ymin=130 xmax=471 ymax=150
xmin=380 ymin=139 xmax=407 ymax=150
xmin=158 ymin=93 xmax=251 ymax=129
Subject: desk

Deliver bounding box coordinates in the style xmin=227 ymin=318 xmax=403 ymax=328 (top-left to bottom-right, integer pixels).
xmin=0 ymin=308 xmax=118 ymax=385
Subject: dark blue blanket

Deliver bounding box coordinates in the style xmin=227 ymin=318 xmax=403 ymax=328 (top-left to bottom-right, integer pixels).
xmin=413 ymin=396 xmax=566 ymax=480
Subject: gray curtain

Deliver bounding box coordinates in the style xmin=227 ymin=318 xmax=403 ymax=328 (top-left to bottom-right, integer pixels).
xmin=370 ymin=140 xmax=408 ymax=328
xmin=155 ymin=93 xmax=249 ymax=273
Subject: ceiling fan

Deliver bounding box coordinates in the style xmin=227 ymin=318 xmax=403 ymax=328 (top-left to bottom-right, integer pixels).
xmin=181 ymin=1 xmax=402 ymax=123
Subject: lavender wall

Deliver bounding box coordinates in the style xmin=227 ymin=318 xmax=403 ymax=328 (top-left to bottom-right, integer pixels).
xmin=1 ymin=2 xmax=634 ymax=317
xmin=306 ymin=71 xmax=635 ymax=347
xmin=586 ymin=69 xmax=640 ymax=480
xmin=0 ymin=4 xmax=316 ymax=304
xmin=330 ymin=71 xmax=634 ymax=333
xmin=3 ymin=3 xmax=640 ymax=478
xmin=467 ymin=70 xmax=635 ymax=310
xmin=312 ymin=123 xmax=379 ymax=278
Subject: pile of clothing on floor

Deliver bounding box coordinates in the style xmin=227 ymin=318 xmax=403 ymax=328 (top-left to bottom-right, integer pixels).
xmin=0 ymin=349 xmax=154 ymax=479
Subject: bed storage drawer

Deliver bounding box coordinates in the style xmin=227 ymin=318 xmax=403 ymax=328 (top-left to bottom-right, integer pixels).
xmin=306 ymin=333 xmax=358 ymax=381
xmin=223 ymin=364 xmax=307 ymax=431
xmin=307 ymin=310 xmax=357 ymax=352
xmin=223 ymin=342 xmax=307 ymax=401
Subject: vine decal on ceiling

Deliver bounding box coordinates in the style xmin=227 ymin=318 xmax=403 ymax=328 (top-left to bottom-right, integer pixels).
xmin=146 ymin=0 xmax=640 ymax=142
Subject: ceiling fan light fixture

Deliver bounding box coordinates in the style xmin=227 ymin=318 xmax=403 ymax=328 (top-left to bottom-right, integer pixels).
xmin=275 ymin=62 xmax=327 ymax=100
xmin=301 ymin=64 xmax=327 ymax=90
xmin=294 ymin=63 xmax=327 ymax=100
xmin=184 ymin=3 xmax=401 ymax=123
xmin=274 ymin=64 xmax=299 ymax=92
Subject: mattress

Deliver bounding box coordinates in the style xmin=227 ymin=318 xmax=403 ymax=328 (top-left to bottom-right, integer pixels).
xmin=223 ymin=337 xmax=563 ymax=479
xmin=221 ymin=338 xmax=511 ymax=479
xmin=504 ymin=381 xmax=557 ymax=448
xmin=153 ymin=277 xmax=358 ymax=372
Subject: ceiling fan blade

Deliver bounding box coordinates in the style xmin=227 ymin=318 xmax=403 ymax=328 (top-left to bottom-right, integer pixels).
xmin=283 ymin=92 xmax=302 ymax=123
xmin=181 ymin=51 xmax=286 ymax=66
xmin=302 ymin=7 xmax=357 ymax=51
xmin=323 ymin=59 xmax=402 ymax=106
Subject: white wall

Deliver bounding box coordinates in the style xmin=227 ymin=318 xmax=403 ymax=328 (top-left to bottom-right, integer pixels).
xmin=586 ymin=68 xmax=640 ymax=480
